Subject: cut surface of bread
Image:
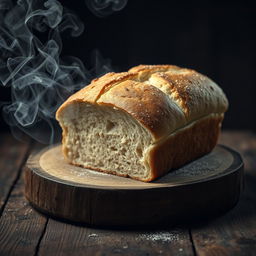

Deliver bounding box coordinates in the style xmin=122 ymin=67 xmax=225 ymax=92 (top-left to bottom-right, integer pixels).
xmin=56 ymin=65 xmax=228 ymax=182
xmin=60 ymin=103 xmax=152 ymax=180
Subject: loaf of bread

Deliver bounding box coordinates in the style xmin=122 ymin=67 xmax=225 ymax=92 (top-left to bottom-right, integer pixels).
xmin=56 ymin=65 xmax=228 ymax=182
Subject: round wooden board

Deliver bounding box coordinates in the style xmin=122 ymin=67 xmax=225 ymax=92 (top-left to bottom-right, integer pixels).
xmin=24 ymin=145 xmax=244 ymax=227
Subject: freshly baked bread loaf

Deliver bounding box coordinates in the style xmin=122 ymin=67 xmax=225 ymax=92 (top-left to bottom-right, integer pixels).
xmin=56 ymin=65 xmax=228 ymax=182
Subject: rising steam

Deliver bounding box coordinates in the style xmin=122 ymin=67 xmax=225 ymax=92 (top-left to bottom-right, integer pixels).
xmin=0 ymin=0 xmax=126 ymax=144
xmin=85 ymin=0 xmax=128 ymax=18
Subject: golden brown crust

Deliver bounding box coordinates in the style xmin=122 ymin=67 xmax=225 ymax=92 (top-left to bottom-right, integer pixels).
xmin=147 ymin=114 xmax=223 ymax=181
xmin=129 ymin=65 xmax=228 ymax=122
xmin=128 ymin=64 xmax=180 ymax=73
xmin=57 ymin=64 xmax=228 ymax=141
xmin=56 ymin=72 xmax=138 ymax=119
xmin=97 ymin=80 xmax=185 ymax=140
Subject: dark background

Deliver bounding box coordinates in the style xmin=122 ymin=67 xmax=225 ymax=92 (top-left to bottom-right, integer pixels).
xmin=1 ymin=0 xmax=256 ymax=132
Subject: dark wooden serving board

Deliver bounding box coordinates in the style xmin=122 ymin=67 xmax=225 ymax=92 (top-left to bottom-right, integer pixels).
xmin=24 ymin=144 xmax=244 ymax=227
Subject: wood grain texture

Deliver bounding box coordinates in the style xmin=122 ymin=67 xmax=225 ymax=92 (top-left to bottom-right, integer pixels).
xmin=0 ymin=179 xmax=47 ymax=256
xmin=191 ymin=131 xmax=256 ymax=256
xmin=0 ymin=141 xmax=48 ymax=256
xmin=24 ymin=145 xmax=243 ymax=227
xmin=0 ymin=135 xmax=30 ymax=215
xmin=38 ymin=219 xmax=194 ymax=256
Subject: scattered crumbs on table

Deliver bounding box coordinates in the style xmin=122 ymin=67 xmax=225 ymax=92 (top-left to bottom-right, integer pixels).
xmin=88 ymin=233 xmax=98 ymax=238
xmin=138 ymin=231 xmax=179 ymax=243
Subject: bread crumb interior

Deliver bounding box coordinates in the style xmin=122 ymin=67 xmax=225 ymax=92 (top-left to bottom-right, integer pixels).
xmin=60 ymin=103 xmax=152 ymax=180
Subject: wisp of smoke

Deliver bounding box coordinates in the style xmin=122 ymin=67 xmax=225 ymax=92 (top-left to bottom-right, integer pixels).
xmin=85 ymin=0 xmax=128 ymax=18
xmin=0 ymin=0 xmax=124 ymax=144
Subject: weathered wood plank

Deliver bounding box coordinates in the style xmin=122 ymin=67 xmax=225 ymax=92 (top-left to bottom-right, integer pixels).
xmin=0 ymin=179 xmax=48 ymax=256
xmin=38 ymin=219 xmax=194 ymax=256
xmin=0 ymin=134 xmax=31 ymax=215
xmin=0 ymin=141 xmax=48 ymax=256
xmin=191 ymin=131 xmax=256 ymax=256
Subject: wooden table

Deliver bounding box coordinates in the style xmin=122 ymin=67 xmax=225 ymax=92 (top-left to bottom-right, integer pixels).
xmin=0 ymin=131 xmax=255 ymax=256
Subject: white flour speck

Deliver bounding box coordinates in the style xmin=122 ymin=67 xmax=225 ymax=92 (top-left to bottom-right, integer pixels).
xmin=88 ymin=233 xmax=98 ymax=238
xmin=138 ymin=231 xmax=179 ymax=243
